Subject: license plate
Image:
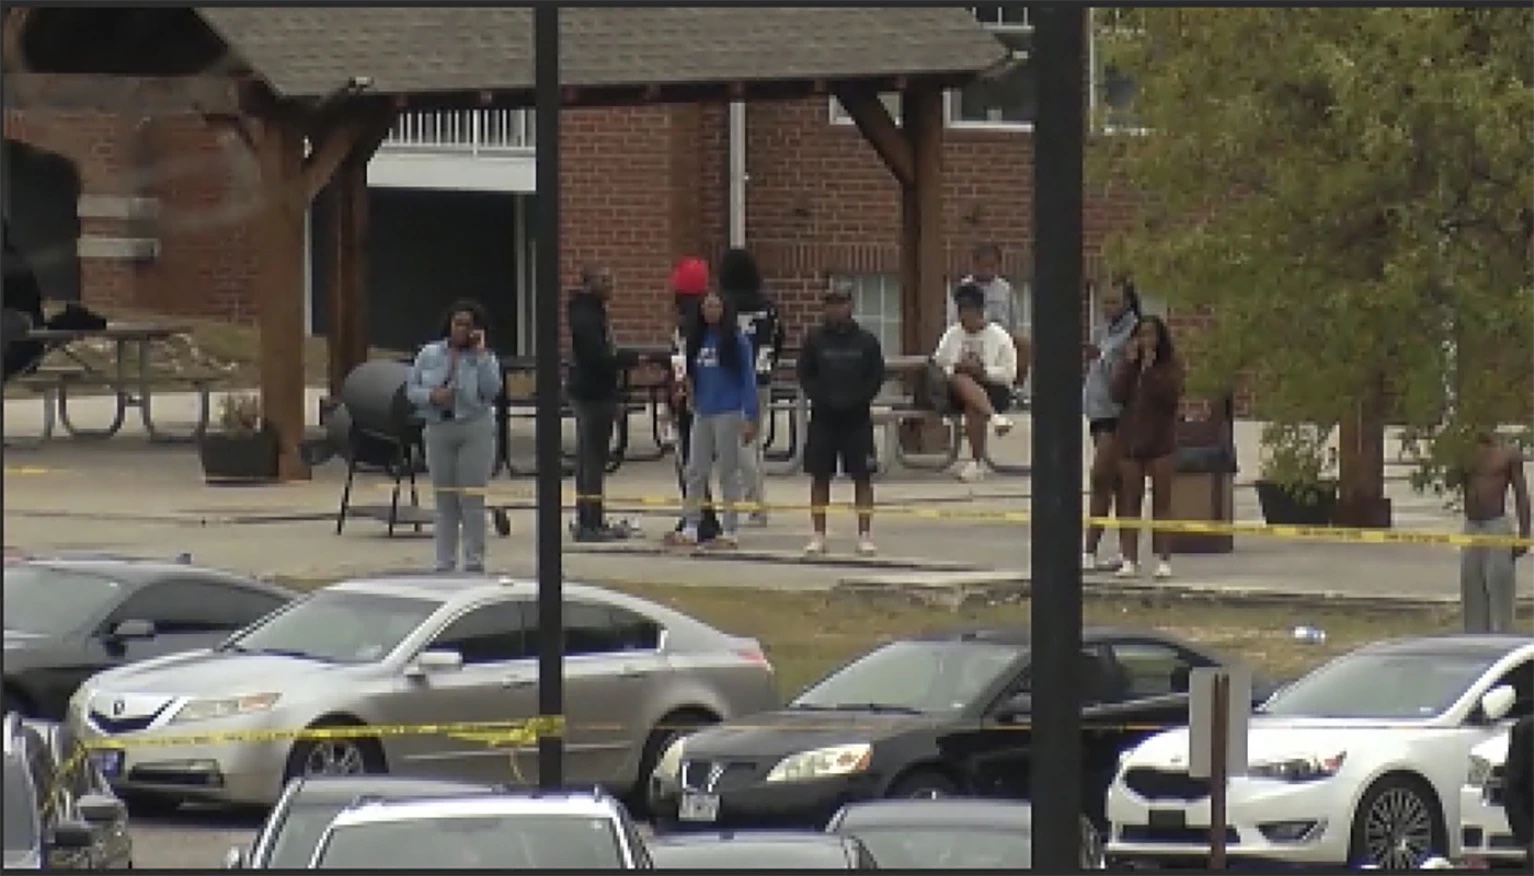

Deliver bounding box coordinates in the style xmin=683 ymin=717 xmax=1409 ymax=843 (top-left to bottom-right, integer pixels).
xmin=678 ymin=792 xmax=720 ymax=822
xmin=1148 ymin=808 xmax=1186 ymax=829
xmin=91 ymin=749 xmax=123 ymax=778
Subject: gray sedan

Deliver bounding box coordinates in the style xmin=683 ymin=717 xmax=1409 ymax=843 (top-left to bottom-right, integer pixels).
xmin=67 ymin=574 xmax=781 ymax=809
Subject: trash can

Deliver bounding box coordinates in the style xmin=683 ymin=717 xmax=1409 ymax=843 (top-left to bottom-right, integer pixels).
xmin=1168 ymin=414 xmax=1238 ymax=555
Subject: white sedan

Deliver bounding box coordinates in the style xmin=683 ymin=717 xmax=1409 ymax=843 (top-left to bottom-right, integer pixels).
xmin=1459 ymin=731 xmax=1525 ymax=869
xmin=1106 ymin=635 xmax=1533 ymax=870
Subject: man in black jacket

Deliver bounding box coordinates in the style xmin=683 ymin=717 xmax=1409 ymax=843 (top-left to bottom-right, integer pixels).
xmin=566 ymin=264 xmax=638 ymax=542
xmin=797 ymin=282 xmax=884 ymax=557
xmin=1506 ymin=714 xmax=1533 ymax=864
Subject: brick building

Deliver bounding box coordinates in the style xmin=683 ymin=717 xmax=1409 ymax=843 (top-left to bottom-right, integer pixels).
xmin=4 ymin=6 xmax=1144 ymax=364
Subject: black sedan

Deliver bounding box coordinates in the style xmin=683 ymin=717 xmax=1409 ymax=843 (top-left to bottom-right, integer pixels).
xmin=4 ymin=713 xmax=132 ymax=869
xmin=3 ymin=558 xmax=295 ymax=719
xmin=647 ymin=831 xmax=877 ymax=869
xmin=649 ymin=626 xmax=1272 ymax=831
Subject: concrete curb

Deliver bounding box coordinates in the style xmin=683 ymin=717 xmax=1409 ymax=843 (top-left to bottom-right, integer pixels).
xmin=564 ymin=540 xmax=982 ymax=573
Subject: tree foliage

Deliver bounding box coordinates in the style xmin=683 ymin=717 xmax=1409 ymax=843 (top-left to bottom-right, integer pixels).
xmin=1091 ymin=8 xmax=1534 ymax=491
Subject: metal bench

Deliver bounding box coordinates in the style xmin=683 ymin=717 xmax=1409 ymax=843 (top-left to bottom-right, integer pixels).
xmin=4 ymin=366 xmax=86 ymax=445
xmin=54 ymin=370 xmax=220 ymax=441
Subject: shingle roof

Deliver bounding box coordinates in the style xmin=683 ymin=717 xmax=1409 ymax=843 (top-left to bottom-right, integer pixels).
xmin=194 ymin=7 xmax=1005 ymax=99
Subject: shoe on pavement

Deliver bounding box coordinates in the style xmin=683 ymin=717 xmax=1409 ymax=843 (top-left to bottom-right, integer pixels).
xmin=804 ymin=535 xmax=828 ymax=556
xmin=1154 ymin=560 xmax=1172 ymax=580
xmin=992 ymin=414 xmax=1014 ymax=436
xmin=665 ymin=528 xmax=699 ymax=548
xmin=1098 ymin=553 xmax=1125 ymax=572
xmin=1114 ymin=560 xmax=1139 ymax=579
xmin=573 ymin=527 xmax=622 ymax=544
xmin=956 ymin=460 xmax=986 ymax=483
xmin=856 ymin=537 xmax=877 ymax=557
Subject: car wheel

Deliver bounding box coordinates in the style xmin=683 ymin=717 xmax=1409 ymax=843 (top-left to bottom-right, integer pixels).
xmin=282 ymin=724 xmax=385 ymax=783
xmin=631 ymin=710 xmax=717 ymax=817
xmin=886 ymin=768 xmax=959 ymax=799
xmin=1348 ymin=775 xmax=1446 ymax=870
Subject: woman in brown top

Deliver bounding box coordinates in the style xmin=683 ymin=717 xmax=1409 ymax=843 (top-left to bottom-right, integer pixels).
xmin=1109 ymin=315 xmax=1185 ymax=580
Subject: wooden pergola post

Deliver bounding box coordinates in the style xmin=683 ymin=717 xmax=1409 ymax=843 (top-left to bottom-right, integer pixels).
xmin=323 ymin=112 xmax=395 ymax=395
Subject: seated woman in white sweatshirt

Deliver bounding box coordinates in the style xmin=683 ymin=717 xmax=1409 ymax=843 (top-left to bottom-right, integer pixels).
xmin=934 ymin=282 xmax=1019 ymax=482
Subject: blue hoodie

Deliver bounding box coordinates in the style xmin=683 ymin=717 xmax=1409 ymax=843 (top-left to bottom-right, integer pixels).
xmin=689 ymin=327 xmax=759 ymax=420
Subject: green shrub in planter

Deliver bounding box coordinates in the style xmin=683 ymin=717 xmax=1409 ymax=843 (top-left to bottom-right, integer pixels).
xmin=199 ymin=393 xmax=279 ymax=484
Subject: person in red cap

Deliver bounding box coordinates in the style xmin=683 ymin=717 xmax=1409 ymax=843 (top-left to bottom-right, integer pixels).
xmin=663 ymin=257 xmax=722 ymax=545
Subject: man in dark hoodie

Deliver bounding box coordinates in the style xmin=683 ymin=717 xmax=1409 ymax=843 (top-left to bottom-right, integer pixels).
xmin=566 ymin=264 xmax=640 ymax=542
xmin=798 ymin=281 xmax=885 ymax=557
xmin=718 ymin=248 xmax=784 ymax=527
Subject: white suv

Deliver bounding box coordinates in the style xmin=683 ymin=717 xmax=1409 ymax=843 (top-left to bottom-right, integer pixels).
xmin=1460 ymin=733 xmax=1523 ymax=869
xmin=307 ymin=788 xmax=651 ymax=869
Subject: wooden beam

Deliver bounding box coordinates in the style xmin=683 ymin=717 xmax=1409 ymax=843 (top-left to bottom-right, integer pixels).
xmin=2 ymin=9 xmax=32 ymax=73
xmin=2 ymin=72 xmax=242 ymax=114
xmin=834 ymin=84 xmax=914 ymax=188
xmin=252 ymin=112 xmax=312 ymax=481
xmin=324 ymin=110 xmax=396 ymax=394
xmin=898 ymin=82 xmax=948 ymax=452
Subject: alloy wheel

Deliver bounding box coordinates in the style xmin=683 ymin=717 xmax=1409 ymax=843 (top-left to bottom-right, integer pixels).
xmin=1362 ymin=786 xmax=1434 ymax=869
xmin=301 ymin=740 xmax=367 ymax=777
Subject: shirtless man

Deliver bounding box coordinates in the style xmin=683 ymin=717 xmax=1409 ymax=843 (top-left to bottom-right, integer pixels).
xmin=1460 ymin=432 xmax=1531 ymax=633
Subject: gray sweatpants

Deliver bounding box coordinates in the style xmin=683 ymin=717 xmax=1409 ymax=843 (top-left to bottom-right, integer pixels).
xmin=423 ymin=417 xmax=496 ymax=573
xmin=738 ymin=386 xmax=771 ymax=521
xmin=684 ymin=411 xmax=745 ymax=535
xmin=1461 ymin=516 xmax=1519 ymax=633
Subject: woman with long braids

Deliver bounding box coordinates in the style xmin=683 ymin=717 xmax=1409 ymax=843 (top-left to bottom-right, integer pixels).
xmin=674 ymin=290 xmax=758 ymax=548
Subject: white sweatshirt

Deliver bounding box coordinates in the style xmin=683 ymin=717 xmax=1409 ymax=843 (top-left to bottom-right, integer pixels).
xmin=933 ymin=322 xmax=1018 ymax=386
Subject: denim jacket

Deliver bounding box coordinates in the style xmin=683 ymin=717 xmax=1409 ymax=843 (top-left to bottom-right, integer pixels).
xmin=406 ymin=340 xmax=502 ymax=425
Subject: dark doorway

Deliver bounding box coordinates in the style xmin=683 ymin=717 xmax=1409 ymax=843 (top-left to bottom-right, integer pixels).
xmin=2 ymin=138 xmax=83 ymax=303
xmin=310 ymin=187 xmax=522 ymax=357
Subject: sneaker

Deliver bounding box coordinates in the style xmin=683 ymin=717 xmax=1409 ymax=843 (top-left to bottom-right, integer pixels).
xmin=1154 ymin=560 xmax=1172 ymax=580
xmin=956 ymin=460 xmax=986 ymax=483
xmin=856 ymin=537 xmax=878 ymax=557
xmin=1082 ymin=552 xmax=1099 ymax=572
xmin=1114 ymin=560 xmax=1139 ymax=579
xmin=991 ymin=414 xmax=1014 ymax=436
xmin=803 ymin=535 xmax=827 ymax=556
xmin=1098 ymin=553 xmax=1125 ymax=572
xmin=665 ymin=528 xmax=699 ymax=548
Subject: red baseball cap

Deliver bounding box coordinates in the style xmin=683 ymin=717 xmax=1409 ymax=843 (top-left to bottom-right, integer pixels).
xmin=670 ymin=257 xmax=709 ymax=296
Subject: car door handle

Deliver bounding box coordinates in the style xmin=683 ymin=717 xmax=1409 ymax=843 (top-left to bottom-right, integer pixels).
xmin=502 ymin=677 xmax=535 ymax=689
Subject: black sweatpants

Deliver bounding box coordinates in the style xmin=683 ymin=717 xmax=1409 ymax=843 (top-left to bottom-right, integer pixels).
xmin=571 ymin=397 xmax=617 ymax=530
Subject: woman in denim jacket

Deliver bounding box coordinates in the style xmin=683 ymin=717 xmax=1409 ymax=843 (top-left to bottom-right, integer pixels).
xmin=406 ymin=299 xmax=502 ymax=572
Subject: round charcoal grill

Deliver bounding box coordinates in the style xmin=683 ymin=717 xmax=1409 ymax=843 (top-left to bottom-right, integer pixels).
xmin=340 ymin=360 xmax=420 ymax=443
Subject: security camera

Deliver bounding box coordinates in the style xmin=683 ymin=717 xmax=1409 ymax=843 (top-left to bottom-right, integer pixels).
xmin=347 ymin=76 xmax=374 ymax=92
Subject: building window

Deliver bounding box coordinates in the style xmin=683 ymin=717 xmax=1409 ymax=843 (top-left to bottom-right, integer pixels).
xmin=829 ymin=92 xmax=902 ymax=126
xmin=949 ymin=5 xmax=1036 ymax=129
xmin=1090 ymin=9 xmax=1145 ymax=134
xmin=831 ymin=273 xmax=903 ymax=354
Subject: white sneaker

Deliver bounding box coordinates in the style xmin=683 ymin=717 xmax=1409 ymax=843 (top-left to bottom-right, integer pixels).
xmin=1082 ymin=552 xmax=1098 ymax=572
xmin=991 ymin=414 xmax=1014 ymax=436
xmin=956 ymin=460 xmax=986 ymax=483
xmin=803 ymin=535 xmax=827 ymax=556
xmin=1098 ymin=553 xmax=1124 ymax=571
xmin=856 ymin=537 xmax=877 ymax=557
xmin=1114 ymin=560 xmax=1139 ymax=579
xmin=1154 ymin=560 xmax=1172 ymax=580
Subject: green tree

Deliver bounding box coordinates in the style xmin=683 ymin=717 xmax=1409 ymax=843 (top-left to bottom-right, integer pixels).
xmin=1092 ymin=8 xmax=1534 ymax=503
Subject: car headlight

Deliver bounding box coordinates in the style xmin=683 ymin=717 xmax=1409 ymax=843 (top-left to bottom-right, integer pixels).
xmin=764 ymin=744 xmax=872 ymax=783
xmin=1248 ymin=752 xmax=1345 ymax=782
xmin=1466 ymin=754 xmax=1492 ymax=788
xmin=170 ymin=693 xmax=280 ymax=724
xmin=653 ymin=735 xmax=688 ymax=783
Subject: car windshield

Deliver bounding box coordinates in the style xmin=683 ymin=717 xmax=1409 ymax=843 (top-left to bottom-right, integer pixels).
xmin=4 ymin=566 xmax=124 ymax=635
xmin=790 ymin=640 xmax=1019 ymax=714
xmin=655 ymin=842 xmax=851 ymax=869
xmin=226 ymin=591 xmax=440 ymax=664
xmin=848 ymin=827 xmax=1031 ymax=868
xmin=266 ymin=801 xmax=350 ymax=868
xmin=1260 ymin=651 xmax=1496 ymax=719
xmin=313 ymin=815 xmax=624 ymax=869
xmin=3 ymin=763 xmax=39 ymax=852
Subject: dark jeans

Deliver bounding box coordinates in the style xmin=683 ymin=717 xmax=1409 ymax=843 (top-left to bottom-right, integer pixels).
xmin=571 ymin=397 xmax=617 ymax=530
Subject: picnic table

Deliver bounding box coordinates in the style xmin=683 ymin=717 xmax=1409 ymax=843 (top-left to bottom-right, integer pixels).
xmin=11 ymin=323 xmax=218 ymax=442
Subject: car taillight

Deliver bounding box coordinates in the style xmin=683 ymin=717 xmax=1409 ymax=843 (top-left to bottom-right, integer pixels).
xmin=736 ymin=648 xmax=772 ymax=670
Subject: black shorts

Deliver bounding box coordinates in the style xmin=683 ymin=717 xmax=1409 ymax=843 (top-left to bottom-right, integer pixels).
xmin=951 ymin=380 xmax=1013 ymax=414
xmin=804 ymin=413 xmax=877 ymax=479
xmin=1089 ymin=417 xmax=1119 ymax=438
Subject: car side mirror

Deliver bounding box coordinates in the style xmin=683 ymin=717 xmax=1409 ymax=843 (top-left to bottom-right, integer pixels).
xmin=1479 ymin=685 xmax=1516 ymax=723
xmin=405 ymin=649 xmax=463 ymax=678
xmin=77 ymin=793 xmax=125 ymax=824
xmin=107 ymin=619 xmax=155 ymax=640
xmin=997 ymin=692 xmax=1032 ymax=723
xmin=47 ymin=820 xmax=94 ymax=850
xmin=223 ymin=846 xmax=248 ymax=869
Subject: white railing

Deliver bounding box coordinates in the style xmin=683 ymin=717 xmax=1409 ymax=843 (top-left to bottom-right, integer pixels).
xmin=382 ymin=109 xmax=535 ymax=154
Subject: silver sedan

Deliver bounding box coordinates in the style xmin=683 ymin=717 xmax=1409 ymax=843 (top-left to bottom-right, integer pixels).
xmin=66 ymin=574 xmax=781 ymax=809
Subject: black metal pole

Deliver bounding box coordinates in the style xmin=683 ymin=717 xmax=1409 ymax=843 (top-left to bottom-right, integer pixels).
xmin=533 ymin=3 xmax=564 ymax=790
xmin=1029 ymin=4 xmax=1087 ymax=871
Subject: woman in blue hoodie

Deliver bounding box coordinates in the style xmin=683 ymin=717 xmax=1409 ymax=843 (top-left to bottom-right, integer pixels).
xmin=676 ymin=290 xmax=759 ymax=548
